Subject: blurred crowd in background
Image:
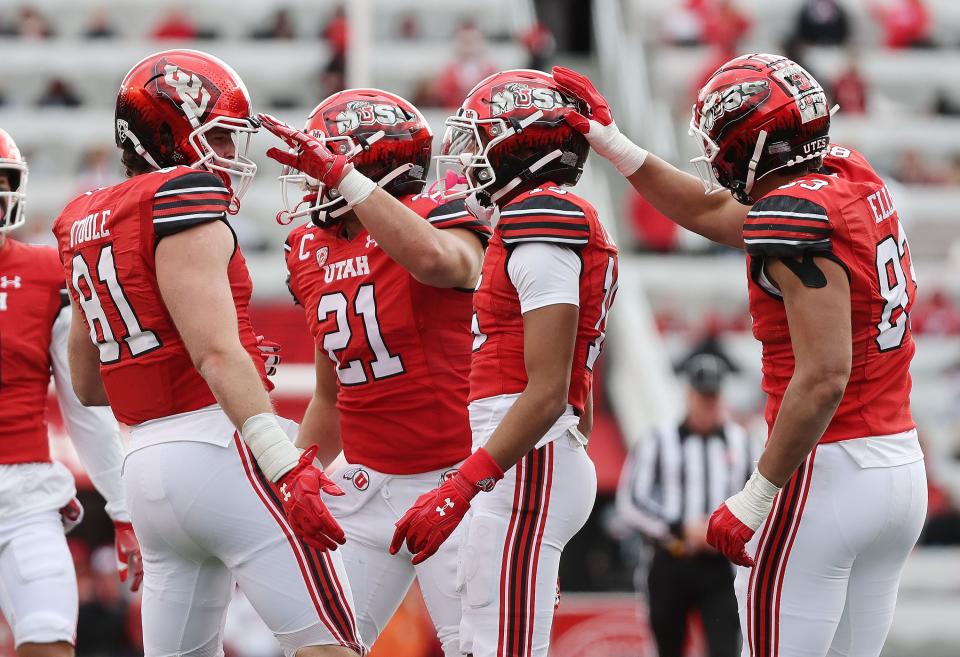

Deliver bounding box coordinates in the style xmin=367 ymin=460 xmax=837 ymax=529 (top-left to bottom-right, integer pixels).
xmin=1 ymin=1 xmax=959 ymax=655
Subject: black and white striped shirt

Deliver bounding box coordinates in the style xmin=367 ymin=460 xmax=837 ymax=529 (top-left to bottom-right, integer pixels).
xmin=616 ymin=421 xmax=760 ymax=541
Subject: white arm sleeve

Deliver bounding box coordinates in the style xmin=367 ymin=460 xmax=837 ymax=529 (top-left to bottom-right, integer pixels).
xmin=506 ymin=242 xmax=582 ymax=314
xmin=50 ymin=305 xmax=130 ymax=522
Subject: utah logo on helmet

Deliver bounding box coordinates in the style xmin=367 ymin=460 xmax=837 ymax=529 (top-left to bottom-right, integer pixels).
xmin=151 ymin=59 xmax=223 ymax=127
xmin=278 ymin=88 xmax=432 ymax=225
xmin=114 ymin=49 xmax=259 ymax=206
xmin=436 ymin=69 xmax=589 ymax=205
xmin=689 ymin=53 xmax=831 ymax=205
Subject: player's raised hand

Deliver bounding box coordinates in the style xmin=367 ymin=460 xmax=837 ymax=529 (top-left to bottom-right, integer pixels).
xmin=274 ymin=445 xmax=346 ymax=551
xmin=258 ymin=113 xmax=351 ymax=189
xmin=552 ymin=65 xmax=614 ymax=131
xmin=551 ymin=66 xmax=648 ymax=177
xmin=390 ymin=447 xmax=504 ymax=564
xmin=113 ymin=521 xmax=143 ymax=592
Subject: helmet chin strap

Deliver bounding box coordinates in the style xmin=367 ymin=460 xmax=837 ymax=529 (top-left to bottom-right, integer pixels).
xmin=489 ymin=148 xmax=563 ymax=205
xmin=122 ymin=128 xmax=162 ymax=170
xmin=743 ymin=129 xmax=768 ymax=199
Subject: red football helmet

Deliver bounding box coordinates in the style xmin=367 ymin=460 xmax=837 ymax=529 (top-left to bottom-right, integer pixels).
xmin=436 ymin=69 xmax=588 ymax=204
xmin=0 ymin=129 xmax=27 ymax=232
xmin=689 ymin=53 xmax=831 ymax=204
xmin=279 ymin=88 xmax=432 ymax=224
xmin=115 ymin=49 xmax=258 ymax=207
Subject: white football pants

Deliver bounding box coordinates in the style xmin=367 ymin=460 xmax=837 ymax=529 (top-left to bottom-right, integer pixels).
xmin=0 ymin=510 xmax=77 ymax=647
xmin=326 ymin=463 xmax=465 ymax=656
xmin=124 ymin=435 xmax=362 ymax=657
xmin=459 ymin=433 xmax=597 ymax=657
xmin=736 ymin=441 xmax=927 ymax=657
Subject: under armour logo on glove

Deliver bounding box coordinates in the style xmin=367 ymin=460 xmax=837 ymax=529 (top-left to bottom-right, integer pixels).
xmin=436 ymin=498 xmax=454 ymax=517
xmin=390 ymin=447 xmax=504 ymax=565
xmin=273 ymin=445 xmax=347 ymax=551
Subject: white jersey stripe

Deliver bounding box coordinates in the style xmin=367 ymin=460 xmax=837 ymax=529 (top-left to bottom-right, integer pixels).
xmin=153 ymin=212 xmax=226 ymax=224
xmin=154 ymin=186 xmax=230 ymax=197
xmin=746 ymin=210 xmax=828 ymax=221
xmin=500 ymin=208 xmax=585 ymax=217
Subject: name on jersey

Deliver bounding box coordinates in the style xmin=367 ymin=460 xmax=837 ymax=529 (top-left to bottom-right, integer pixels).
xmin=867 ymin=186 xmax=896 ymax=224
xmin=322 ymin=255 xmax=369 ymax=283
xmin=69 ymin=209 xmax=112 ymax=248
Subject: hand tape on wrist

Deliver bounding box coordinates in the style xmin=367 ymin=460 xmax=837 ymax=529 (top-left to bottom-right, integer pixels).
xmin=336 ymin=167 xmax=377 ymax=206
xmin=241 ymin=413 xmax=300 ymax=482
xmin=725 ymin=469 xmax=780 ymax=531
xmin=606 ymin=130 xmax=649 ymax=177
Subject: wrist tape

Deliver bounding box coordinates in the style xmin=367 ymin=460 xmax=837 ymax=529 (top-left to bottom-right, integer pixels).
xmin=336 ymin=167 xmax=377 ymax=207
xmin=241 ymin=413 xmax=300 ymax=482
xmin=725 ymin=469 xmax=780 ymax=531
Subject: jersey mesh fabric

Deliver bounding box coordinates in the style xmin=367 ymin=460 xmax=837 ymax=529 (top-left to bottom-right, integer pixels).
xmin=285 ymin=194 xmax=490 ymax=474
xmin=0 ymin=241 xmax=65 ymax=463
xmin=744 ymin=146 xmax=916 ymax=442
xmin=469 ymin=184 xmax=619 ymax=413
xmin=52 ymin=167 xmax=268 ymax=425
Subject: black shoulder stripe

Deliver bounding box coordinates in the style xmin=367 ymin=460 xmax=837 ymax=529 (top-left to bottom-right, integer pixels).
xmin=155 ymin=170 xmax=228 ymax=196
xmin=502 ymin=194 xmax=585 ymax=215
xmin=426 ymin=198 xmax=467 ymax=221
xmin=153 ymin=214 xmax=228 ymax=238
xmin=748 ymin=195 xmax=829 ymax=220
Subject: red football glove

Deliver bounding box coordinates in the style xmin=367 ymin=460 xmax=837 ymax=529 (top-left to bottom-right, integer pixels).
xmin=274 ymin=445 xmax=346 ymax=552
xmin=552 ymin=65 xmax=615 ymax=133
xmin=258 ymin=113 xmax=351 ymax=188
xmin=113 ymin=520 xmax=143 ymax=592
xmin=390 ymin=448 xmax=504 ymax=565
xmin=256 ymin=335 xmax=281 ymax=377
xmin=707 ymin=502 xmax=757 ymax=567
xmin=552 ymin=66 xmax=647 ymax=177
xmin=59 ymin=497 xmax=84 ymax=534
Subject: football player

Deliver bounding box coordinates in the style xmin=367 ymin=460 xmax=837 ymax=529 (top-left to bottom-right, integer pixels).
xmin=554 ymin=56 xmax=926 ymax=657
xmin=0 ymin=128 xmax=140 ymax=657
xmin=52 ymin=50 xmax=361 ymax=657
xmin=262 ymin=88 xmax=488 ymax=656
xmin=256 ymin=70 xmax=613 ymax=657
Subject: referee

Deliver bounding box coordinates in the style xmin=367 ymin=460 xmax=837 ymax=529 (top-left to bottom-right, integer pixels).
xmin=616 ymin=354 xmax=760 ymax=657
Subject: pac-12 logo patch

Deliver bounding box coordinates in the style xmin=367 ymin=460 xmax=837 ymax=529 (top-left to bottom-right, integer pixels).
xmin=316 ymin=246 xmax=329 ymax=268
xmin=343 ymin=467 xmax=370 ymax=491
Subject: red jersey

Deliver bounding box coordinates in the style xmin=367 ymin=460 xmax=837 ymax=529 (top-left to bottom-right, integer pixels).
xmin=743 ymin=145 xmax=916 ymax=442
xmin=0 ymin=239 xmax=66 ymax=463
xmin=52 ymin=167 xmax=267 ymax=426
xmin=470 ymin=184 xmax=619 ymax=412
xmin=285 ymin=194 xmax=491 ymax=474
